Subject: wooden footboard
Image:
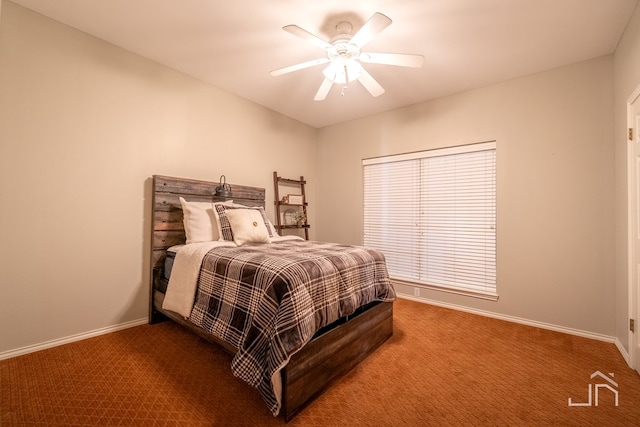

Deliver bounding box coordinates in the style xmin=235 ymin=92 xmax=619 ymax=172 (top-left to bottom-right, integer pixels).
xmin=282 ymin=301 xmax=393 ymax=421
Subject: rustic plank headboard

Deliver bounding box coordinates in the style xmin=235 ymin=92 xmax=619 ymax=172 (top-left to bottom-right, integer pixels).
xmin=149 ymin=174 xmax=266 ymax=321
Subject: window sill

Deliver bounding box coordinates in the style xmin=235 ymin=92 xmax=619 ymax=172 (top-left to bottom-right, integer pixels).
xmin=391 ymin=278 xmax=499 ymax=302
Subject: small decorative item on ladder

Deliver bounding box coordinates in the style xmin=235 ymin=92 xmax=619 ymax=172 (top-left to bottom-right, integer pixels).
xmin=295 ymin=212 xmax=307 ymax=228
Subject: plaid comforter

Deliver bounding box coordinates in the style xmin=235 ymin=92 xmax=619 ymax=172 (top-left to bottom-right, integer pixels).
xmin=187 ymin=239 xmax=395 ymax=416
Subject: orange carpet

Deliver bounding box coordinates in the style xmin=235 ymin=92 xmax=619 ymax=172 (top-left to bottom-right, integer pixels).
xmin=2 ymin=298 xmax=640 ymax=426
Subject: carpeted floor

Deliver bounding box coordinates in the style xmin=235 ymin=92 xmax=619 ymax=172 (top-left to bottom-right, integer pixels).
xmin=1 ymin=298 xmax=640 ymax=426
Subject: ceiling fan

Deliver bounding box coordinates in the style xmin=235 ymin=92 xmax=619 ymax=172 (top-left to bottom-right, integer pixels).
xmin=271 ymin=12 xmax=424 ymax=101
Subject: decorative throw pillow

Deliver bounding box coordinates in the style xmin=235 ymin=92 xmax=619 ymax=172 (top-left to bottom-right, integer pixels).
xmin=215 ymin=204 xmax=273 ymax=241
xmin=224 ymin=208 xmax=271 ymax=246
xmin=210 ymin=200 xmax=236 ymax=240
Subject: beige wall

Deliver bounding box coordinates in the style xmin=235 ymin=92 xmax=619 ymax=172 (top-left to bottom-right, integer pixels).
xmin=317 ymin=56 xmax=616 ymax=337
xmin=0 ymin=2 xmax=316 ymax=355
xmin=614 ymin=3 xmax=640 ymax=353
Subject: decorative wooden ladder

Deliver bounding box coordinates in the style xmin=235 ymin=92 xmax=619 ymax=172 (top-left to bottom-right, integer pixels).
xmin=273 ymin=171 xmax=309 ymax=240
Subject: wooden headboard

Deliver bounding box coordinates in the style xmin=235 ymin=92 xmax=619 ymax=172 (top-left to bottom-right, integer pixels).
xmin=149 ymin=174 xmax=266 ymax=321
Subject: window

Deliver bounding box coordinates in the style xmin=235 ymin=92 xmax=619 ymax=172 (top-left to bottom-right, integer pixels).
xmin=363 ymin=142 xmax=497 ymax=299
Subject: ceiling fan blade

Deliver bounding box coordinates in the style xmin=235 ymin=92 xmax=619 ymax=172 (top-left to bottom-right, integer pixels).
xmin=283 ymin=25 xmax=333 ymax=50
xmin=349 ymin=12 xmax=392 ymax=49
xmin=314 ymin=78 xmax=334 ymax=101
xmin=270 ymin=57 xmax=330 ymax=76
xmin=360 ymin=52 xmax=424 ymax=68
xmin=357 ymin=67 xmax=385 ymax=97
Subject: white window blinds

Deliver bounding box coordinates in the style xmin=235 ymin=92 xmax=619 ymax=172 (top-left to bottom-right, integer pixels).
xmin=363 ymin=142 xmax=497 ymax=297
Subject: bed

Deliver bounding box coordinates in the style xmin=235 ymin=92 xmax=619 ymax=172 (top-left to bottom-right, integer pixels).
xmin=149 ymin=174 xmax=395 ymax=421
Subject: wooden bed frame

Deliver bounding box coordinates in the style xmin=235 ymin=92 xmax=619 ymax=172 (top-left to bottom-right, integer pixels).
xmin=149 ymin=174 xmax=393 ymax=421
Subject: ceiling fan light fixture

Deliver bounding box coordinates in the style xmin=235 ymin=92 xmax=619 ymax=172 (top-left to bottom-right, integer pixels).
xmin=322 ymin=58 xmax=362 ymax=84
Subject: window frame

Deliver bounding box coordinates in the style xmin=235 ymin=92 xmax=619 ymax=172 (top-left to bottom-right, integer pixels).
xmin=363 ymin=141 xmax=497 ymax=300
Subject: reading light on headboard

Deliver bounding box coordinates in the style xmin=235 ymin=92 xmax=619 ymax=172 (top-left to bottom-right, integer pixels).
xmin=215 ymin=175 xmax=232 ymax=198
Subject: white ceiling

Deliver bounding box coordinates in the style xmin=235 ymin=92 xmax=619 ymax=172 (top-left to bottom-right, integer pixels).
xmin=10 ymin=0 xmax=639 ymax=128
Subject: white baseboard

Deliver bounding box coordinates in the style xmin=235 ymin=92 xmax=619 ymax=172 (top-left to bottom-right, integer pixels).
xmin=615 ymin=338 xmax=632 ymax=367
xmin=397 ymin=295 xmax=617 ymax=343
xmin=2 ymin=300 xmax=630 ymax=366
xmin=0 ymin=318 xmax=148 ymax=361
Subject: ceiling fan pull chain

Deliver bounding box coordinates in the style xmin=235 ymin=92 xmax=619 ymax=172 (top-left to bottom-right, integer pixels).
xmin=341 ymin=64 xmax=349 ymax=96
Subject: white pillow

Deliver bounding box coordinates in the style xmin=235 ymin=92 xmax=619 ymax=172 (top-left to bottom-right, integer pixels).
xmin=180 ymin=197 xmax=234 ymax=244
xmin=224 ymin=208 xmax=271 ymax=246
xmin=180 ymin=197 xmax=216 ymax=244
